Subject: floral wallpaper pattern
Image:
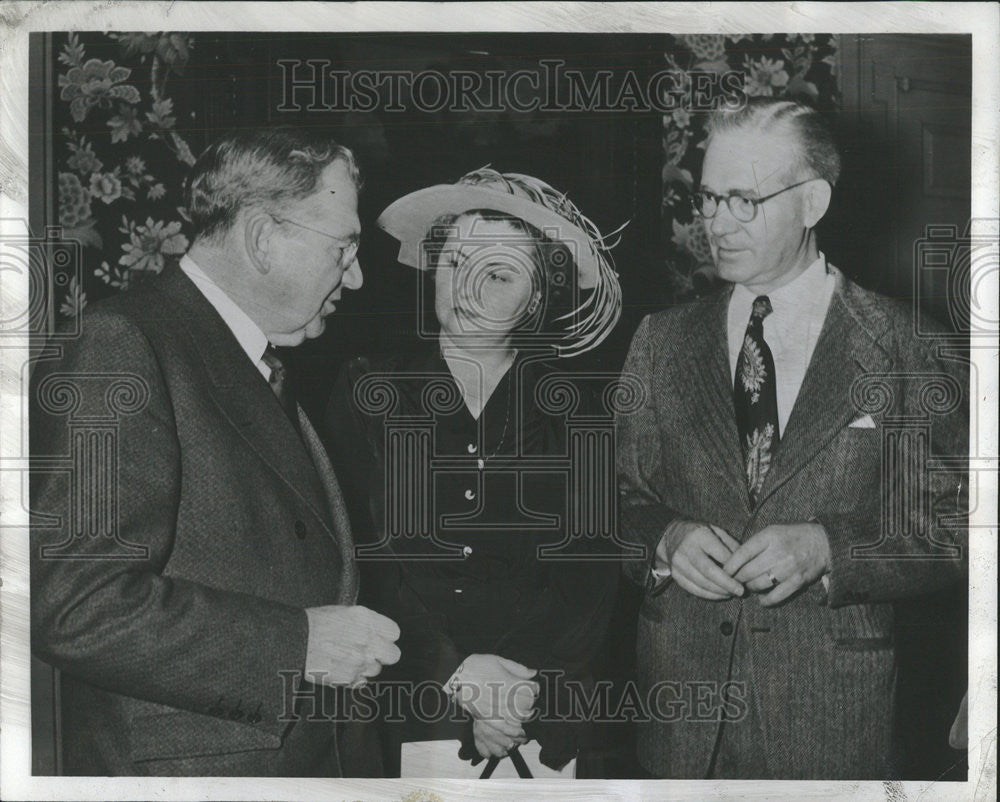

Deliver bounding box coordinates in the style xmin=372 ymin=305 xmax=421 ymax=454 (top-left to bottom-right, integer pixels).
xmin=660 ymin=34 xmax=839 ymax=297
xmin=54 ymin=32 xmax=198 ymax=317
xmin=51 ymin=32 xmax=838 ymax=316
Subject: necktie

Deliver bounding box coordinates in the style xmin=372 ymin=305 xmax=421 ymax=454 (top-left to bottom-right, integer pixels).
xmin=734 ymin=296 xmax=779 ymax=502
xmin=261 ymin=345 xmax=301 ymax=433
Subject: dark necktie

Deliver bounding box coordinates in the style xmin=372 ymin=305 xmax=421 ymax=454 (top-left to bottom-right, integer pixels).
xmin=261 ymin=345 xmax=301 ymax=433
xmin=734 ymin=296 xmax=780 ymax=502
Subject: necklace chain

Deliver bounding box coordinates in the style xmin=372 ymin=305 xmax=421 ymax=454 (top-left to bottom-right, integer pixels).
xmin=442 ymin=347 xmax=516 ymax=469
xmin=479 ymin=368 xmax=513 ymax=468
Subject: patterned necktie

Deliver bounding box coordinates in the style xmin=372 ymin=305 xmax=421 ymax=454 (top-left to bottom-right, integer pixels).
xmin=734 ymin=296 xmax=780 ymax=502
xmin=261 ymin=345 xmax=301 ymax=433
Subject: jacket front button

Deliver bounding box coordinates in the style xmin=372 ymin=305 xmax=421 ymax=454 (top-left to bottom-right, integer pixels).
xmin=294 ymin=520 xmax=307 ymax=539
xmin=719 ymin=621 xmax=734 ymax=636
xmin=246 ymin=703 xmax=263 ymax=725
xmin=464 ymin=489 xmax=475 ymax=500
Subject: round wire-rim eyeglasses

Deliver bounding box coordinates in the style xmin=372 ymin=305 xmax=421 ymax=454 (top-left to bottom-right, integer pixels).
xmin=690 ymin=178 xmax=817 ymax=223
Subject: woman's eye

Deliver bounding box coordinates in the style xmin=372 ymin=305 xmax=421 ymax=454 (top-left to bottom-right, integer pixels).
xmin=488 ymin=271 xmax=508 ymax=282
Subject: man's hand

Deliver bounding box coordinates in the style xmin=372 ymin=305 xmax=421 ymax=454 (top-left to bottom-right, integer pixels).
xmin=303 ymin=605 xmax=401 ymax=687
xmin=722 ymin=523 xmax=831 ymax=606
xmin=472 ymin=717 xmax=529 ymax=759
xmin=454 ymin=654 xmax=538 ymax=726
xmin=659 ymin=521 xmax=745 ymax=600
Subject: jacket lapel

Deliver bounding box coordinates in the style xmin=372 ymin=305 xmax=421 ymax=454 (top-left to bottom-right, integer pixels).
xmin=156 ymin=266 xmax=332 ymax=530
xmin=756 ymin=269 xmax=893 ymax=504
xmin=299 ymin=410 xmax=359 ymax=603
xmin=675 ymin=290 xmax=751 ymax=508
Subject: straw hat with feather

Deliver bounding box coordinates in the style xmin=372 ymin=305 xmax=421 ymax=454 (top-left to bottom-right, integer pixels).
xmin=377 ymin=167 xmax=626 ymax=356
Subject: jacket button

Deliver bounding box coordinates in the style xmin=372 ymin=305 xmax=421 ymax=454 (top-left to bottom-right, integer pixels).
xmin=294 ymin=520 xmax=307 ymax=539
xmin=246 ymin=712 xmax=262 ymax=725
xmin=719 ymin=621 xmax=734 ymax=636
xmin=464 ymin=489 xmax=475 ymax=500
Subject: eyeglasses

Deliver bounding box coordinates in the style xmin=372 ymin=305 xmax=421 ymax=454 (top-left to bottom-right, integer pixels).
xmin=271 ymin=215 xmax=359 ymax=264
xmin=690 ymin=179 xmax=817 ymax=223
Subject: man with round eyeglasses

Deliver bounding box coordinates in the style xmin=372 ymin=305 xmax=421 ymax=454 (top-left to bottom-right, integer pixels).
xmin=617 ymin=97 xmax=968 ymax=779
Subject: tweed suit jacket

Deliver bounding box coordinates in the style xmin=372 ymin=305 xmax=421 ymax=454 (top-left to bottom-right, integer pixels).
xmin=616 ymin=267 xmax=968 ymax=779
xmin=30 ymin=264 xmax=360 ymax=776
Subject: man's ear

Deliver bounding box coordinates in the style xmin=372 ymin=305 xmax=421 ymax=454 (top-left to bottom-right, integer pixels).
xmin=244 ymin=212 xmax=273 ymax=275
xmin=802 ymin=179 xmax=832 ymax=229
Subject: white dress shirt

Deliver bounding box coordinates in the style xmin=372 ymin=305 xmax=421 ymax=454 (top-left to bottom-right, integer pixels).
xmin=180 ymin=254 xmax=271 ymax=381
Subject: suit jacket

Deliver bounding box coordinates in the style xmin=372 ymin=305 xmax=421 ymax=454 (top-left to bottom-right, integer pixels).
xmin=30 ymin=264 xmax=362 ymax=776
xmin=616 ymin=268 xmax=968 ymax=779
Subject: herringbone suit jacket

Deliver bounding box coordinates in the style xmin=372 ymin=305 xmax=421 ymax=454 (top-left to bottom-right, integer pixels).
xmin=616 ymin=268 xmax=968 ymax=779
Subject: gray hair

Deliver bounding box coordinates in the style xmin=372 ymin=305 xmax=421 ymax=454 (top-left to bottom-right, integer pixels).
xmin=185 ymin=127 xmax=362 ymax=241
xmin=705 ymin=97 xmax=841 ymax=186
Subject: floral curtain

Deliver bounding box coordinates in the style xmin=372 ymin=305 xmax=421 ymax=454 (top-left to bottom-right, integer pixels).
xmin=54 ymin=32 xmax=198 ymax=318
xmin=660 ymin=34 xmax=839 ymax=297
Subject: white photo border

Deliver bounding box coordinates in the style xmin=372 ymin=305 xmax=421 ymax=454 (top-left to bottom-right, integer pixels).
xmin=2 ymin=3 xmax=996 ymax=800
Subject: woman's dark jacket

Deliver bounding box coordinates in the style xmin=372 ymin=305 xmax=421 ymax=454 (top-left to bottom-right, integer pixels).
xmin=322 ymin=346 xmax=620 ymax=771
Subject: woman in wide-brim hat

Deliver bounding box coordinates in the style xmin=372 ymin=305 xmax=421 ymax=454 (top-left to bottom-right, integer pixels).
xmin=323 ymin=168 xmax=625 ymax=777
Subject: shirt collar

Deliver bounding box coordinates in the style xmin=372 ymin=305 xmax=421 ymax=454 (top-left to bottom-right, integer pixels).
xmin=764 ymin=252 xmax=830 ymax=314
xmin=729 ymin=252 xmax=830 ymax=326
xmin=180 ymin=254 xmax=270 ymax=366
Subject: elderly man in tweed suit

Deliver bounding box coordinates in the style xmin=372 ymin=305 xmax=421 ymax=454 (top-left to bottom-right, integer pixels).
xmin=617 ymin=98 xmax=968 ymax=779
xmin=31 ymin=128 xmax=400 ymax=776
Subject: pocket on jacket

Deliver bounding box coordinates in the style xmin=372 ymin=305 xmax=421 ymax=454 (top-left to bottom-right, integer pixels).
xmin=826 ymin=602 xmax=893 ymax=651
xmin=824 ymin=427 xmax=881 ymax=496
xmin=130 ymin=710 xmax=283 ymax=763
xmin=832 ymin=636 xmax=893 ymax=652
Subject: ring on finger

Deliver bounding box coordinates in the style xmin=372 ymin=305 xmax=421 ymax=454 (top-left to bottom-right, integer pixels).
xmin=766 ymin=570 xmax=779 ymax=588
